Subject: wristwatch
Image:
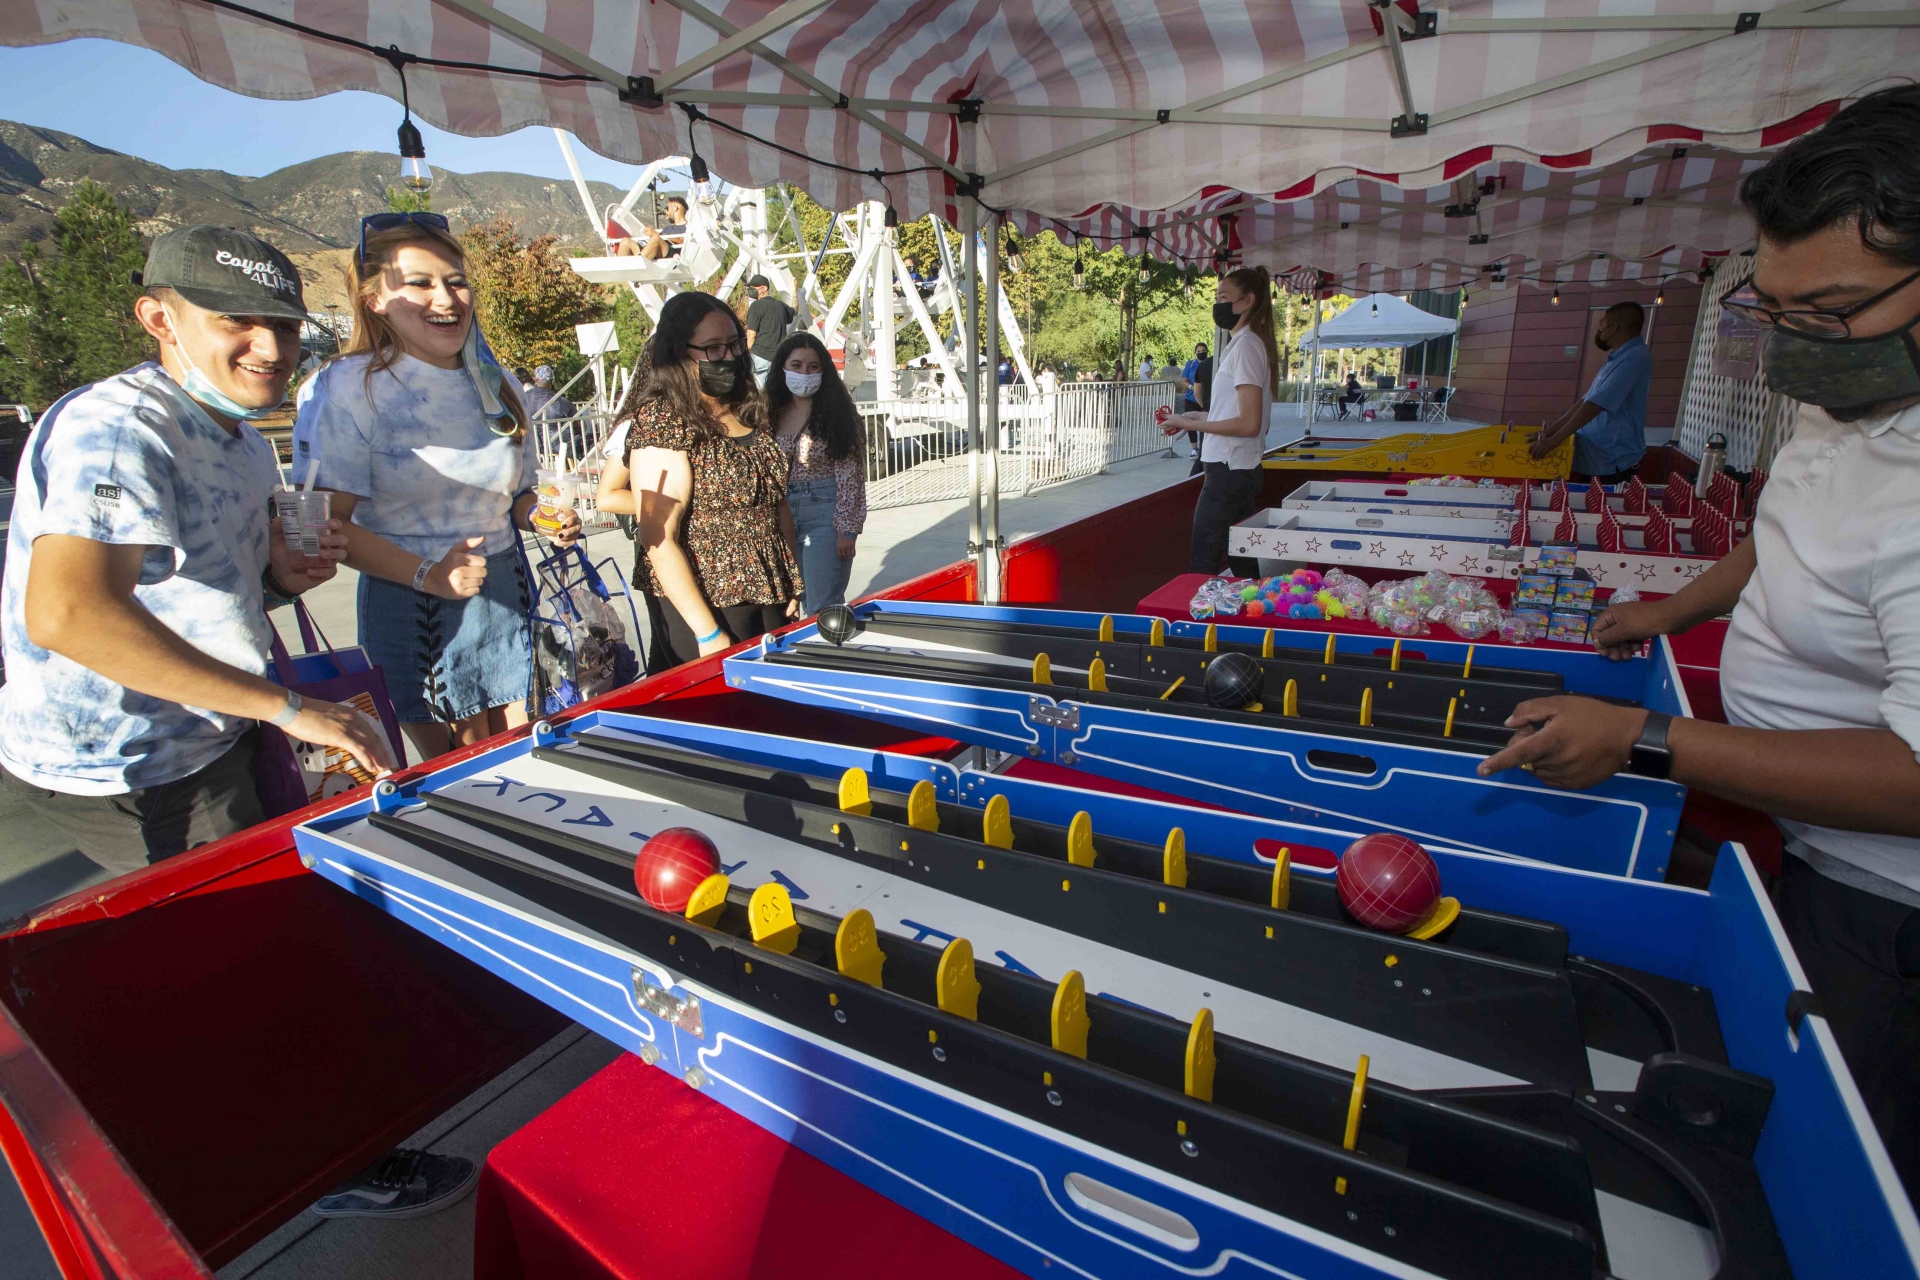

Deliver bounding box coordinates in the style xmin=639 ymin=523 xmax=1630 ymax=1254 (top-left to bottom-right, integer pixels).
xmin=1628 ymin=711 xmax=1673 ymax=779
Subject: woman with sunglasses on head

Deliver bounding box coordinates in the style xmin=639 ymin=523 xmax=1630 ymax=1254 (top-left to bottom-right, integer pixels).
xmin=293 ymin=213 xmax=581 ymax=760
xmin=764 ymin=332 xmax=866 ymax=615
xmin=596 ymin=292 xmax=801 ymax=665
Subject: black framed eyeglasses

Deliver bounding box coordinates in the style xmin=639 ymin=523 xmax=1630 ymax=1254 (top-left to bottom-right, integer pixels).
xmin=687 ymin=336 xmax=746 ymax=361
xmin=358 ymin=212 xmax=452 ymax=270
xmin=1720 ymin=267 xmax=1920 ymax=338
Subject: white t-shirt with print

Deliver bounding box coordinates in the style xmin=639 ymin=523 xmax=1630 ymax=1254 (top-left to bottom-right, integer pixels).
xmin=1201 ymin=327 xmax=1272 ymax=470
xmin=0 ymin=364 xmax=280 ymax=794
xmin=293 ymin=354 xmax=537 ymax=559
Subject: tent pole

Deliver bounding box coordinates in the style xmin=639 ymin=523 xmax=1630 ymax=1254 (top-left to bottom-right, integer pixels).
xmin=983 ymin=212 xmax=1004 ymax=602
xmin=1308 ymin=293 xmax=1323 ymax=425
xmin=960 ymin=124 xmax=985 ymax=600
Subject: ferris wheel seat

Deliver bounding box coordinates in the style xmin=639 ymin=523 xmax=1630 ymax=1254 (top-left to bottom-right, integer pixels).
xmin=569 ymin=256 xmax=704 ymax=286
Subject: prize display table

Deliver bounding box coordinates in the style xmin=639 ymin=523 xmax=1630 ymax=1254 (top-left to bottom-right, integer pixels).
xmin=474 ymin=1052 xmax=1024 ymax=1280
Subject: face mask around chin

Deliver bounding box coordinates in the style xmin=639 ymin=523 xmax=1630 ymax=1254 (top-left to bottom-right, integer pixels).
xmin=784 ymin=370 xmax=824 ymax=398
xmin=162 ymin=307 xmax=281 ymax=421
xmin=697 ymin=359 xmax=739 ymax=397
xmin=1764 ymin=324 xmax=1920 ymax=414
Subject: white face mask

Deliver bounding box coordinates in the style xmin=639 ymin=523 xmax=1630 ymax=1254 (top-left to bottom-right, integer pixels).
xmin=784 ymin=369 xmax=824 ymax=398
xmin=162 ymin=306 xmax=281 ymax=421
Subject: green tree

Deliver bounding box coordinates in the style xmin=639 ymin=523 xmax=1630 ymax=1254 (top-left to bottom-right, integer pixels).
xmin=0 ymin=181 xmax=152 ymax=407
xmin=461 ymin=218 xmax=610 ymax=384
xmin=386 ymin=185 xmax=433 ymax=214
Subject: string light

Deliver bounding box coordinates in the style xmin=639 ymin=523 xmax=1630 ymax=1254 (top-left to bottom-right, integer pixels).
xmin=1072 ymin=236 xmax=1085 ymax=289
xmin=1655 ymin=286 xmax=1666 ymax=305
xmin=384 ymin=50 xmax=431 ymax=194
xmin=1551 ymin=286 xmax=1560 ymax=305
xmin=1005 ymin=226 xmax=1025 ymax=274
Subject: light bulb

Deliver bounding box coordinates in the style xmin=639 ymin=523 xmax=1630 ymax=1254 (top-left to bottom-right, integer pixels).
xmin=1370 ymin=300 xmax=1379 ymax=317
xmin=1138 ymin=258 xmax=1151 ymax=285
xmin=396 ymin=119 xmax=431 ymax=193
xmin=1551 ymin=287 xmax=1561 ymax=305
xmin=1072 ymin=255 xmax=1085 ymax=289
xmin=1005 ymin=228 xmax=1024 ymax=274
xmin=1655 ymin=288 xmax=1665 ymax=305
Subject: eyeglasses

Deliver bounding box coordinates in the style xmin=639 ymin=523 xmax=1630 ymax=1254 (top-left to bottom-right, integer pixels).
xmin=358 ymin=212 xmax=452 ymax=270
xmin=687 ymin=336 xmax=746 ymax=362
xmin=1720 ymin=267 xmax=1920 ymax=338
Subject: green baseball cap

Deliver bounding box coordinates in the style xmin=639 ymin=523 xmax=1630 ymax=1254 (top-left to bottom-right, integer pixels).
xmin=141 ymin=225 xmax=307 ymax=322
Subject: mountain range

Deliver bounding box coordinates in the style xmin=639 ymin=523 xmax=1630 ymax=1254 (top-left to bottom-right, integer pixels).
xmin=0 ymin=119 xmax=630 ymax=298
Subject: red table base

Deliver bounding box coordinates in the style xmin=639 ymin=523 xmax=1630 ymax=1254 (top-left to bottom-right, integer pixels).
xmin=475 ymin=1052 xmax=1026 ymax=1280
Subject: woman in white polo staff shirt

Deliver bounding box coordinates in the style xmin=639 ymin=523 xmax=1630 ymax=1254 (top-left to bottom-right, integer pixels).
xmin=1162 ymin=266 xmax=1278 ymax=573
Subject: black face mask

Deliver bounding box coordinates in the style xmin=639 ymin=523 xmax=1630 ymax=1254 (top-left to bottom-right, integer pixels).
xmin=697 ymin=359 xmax=738 ymax=397
xmin=1764 ymin=323 xmax=1920 ymax=414
xmin=1212 ymin=301 xmax=1240 ymax=330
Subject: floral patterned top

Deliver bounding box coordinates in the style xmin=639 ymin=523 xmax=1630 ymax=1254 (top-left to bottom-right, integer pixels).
xmin=623 ymin=402 xmax=801 ymax=609
xmin=774 ymin=419 xmax=869 ymax=538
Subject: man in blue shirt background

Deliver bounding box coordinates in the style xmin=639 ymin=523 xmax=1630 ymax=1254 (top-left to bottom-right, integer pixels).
xmin=1530 ymin=301 xmax=1653 ymax=481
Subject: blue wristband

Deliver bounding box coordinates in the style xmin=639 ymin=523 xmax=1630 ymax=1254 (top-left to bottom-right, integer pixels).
xmin=695 ymin=626 xmax=723 ymax=645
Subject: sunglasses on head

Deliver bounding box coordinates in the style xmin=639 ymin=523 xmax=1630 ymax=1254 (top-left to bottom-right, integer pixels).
xmin=358 ymin=212 xmax=452 ymax=270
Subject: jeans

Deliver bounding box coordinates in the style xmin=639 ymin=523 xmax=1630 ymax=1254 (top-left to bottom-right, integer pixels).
xmin=751 ymin=354 xmax=773 ymax=381
xmin=1 ymin=729 xmax=264 ymax=877
xmin=1188 ymin=463 xmax=1265 ymax=576
xmin=789 ymin=476 xmax=853 ymax=615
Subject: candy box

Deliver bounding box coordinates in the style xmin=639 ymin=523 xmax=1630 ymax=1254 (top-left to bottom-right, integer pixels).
xmin=1515 ymin=573 xmax=1560 ymax=608
xmin=1548 ymin=608 xmax=1592 ymax=644
xmin=1554 ymin=579 xmax=1597 ymax=610
xmin=1537 ymin=544 xmax=1580 ymax=576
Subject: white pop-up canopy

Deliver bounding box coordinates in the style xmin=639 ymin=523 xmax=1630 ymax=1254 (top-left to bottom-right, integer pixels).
xmin=1298 ymin=293 xmax=1458 ymax=351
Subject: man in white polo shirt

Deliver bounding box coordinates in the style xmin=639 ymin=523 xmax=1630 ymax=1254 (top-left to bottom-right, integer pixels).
xmin=1476 ymin=86 xmax=1920 ymax=1192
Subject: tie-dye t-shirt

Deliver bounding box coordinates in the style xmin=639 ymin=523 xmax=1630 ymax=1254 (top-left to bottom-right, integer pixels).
xmin=293 ymin=354 xmax=537 ymax=558
xmin=0 ymin=364 xmax=280 ymax=794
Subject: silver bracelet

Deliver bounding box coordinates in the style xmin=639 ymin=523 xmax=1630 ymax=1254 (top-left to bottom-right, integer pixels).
xmin=411 ymin=557 xmax=434 ymax=593
xmin=268 ymin=689 xmax=303 ymax=729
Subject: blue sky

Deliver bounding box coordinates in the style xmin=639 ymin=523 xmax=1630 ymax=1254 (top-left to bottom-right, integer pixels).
xmin=0 ymin=38 xmax=670 ymax=189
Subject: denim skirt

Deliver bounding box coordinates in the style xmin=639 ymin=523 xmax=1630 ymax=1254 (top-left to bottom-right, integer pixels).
xmin=358 ymin=546 xmax=532 ymax=723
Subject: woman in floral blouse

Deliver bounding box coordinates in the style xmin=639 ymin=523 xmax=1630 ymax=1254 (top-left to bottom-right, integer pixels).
xmin=596 ymin=292 xmax=801 ymax=665
xmin=764 ymin=332 xmax=868 ymax=615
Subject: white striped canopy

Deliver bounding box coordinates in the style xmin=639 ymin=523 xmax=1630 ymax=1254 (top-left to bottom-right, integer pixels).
xmin=8 ymin=0 xmax=1916 ymax=288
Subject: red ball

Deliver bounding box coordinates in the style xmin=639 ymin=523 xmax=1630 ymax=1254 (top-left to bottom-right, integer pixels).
xmin=634 ymin=827 xmax=720 ymax=914
xmin=1337 ymin=834 xmax=1442 ymax=932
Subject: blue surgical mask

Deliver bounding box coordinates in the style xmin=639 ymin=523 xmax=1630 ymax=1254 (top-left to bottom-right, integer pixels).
xmin=162 ymin=307 xmax=281 ymax=421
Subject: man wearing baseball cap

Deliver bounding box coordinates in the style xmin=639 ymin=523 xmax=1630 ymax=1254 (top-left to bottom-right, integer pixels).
xmin=743 ymin=274 xmax=793 ymax=380
xmin=1 ymin=225 xmax=396 ymax=877
xmin=520 ymin=364 xmax=577 ymax=423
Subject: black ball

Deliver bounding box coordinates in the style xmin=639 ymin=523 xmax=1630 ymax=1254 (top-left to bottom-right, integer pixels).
xmin=816 ymin=603 xmax=862 ymax=646
xmin=1204 ymin=651 xmax=1264 ymax=710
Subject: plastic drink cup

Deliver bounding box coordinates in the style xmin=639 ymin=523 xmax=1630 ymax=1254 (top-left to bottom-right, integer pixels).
xmin=272 ymin=489 xmax=330 ymax=559
xmin=532 ymin=468 xmax=580 ymax=536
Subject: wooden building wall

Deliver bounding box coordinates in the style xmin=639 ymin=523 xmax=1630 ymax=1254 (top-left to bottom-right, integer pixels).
xmin=1449 ymin=278 xmax=1702 ymax=438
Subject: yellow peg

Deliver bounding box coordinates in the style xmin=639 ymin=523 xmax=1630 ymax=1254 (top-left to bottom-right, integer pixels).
xmin=748 ymin=882 xmax=801 ymax=955
xmin=1184 ymin=1008 xmax=1216 ymax=1103
xmin=936 ymin=938 xmax=981 ymax=1021
xmin=683 ymin=873 xmax=730 ymax=927
xmin=1051 ymin=970 xmax=1091 ymax=1059
xmin=1149 ymin=618 xmax=1165 ymax=647
xmin=834 ymin=908 xmax=887 ymax=988
xmin=907 ymin=779 xmax=940 ymax=832
xmin=1343 ymin=1054 xmax=1371 ymax=1151
xmin=1282 ymin=678 xmax=1298 ymax=717
xmin=1098 ymin=614 xmax=1114 ymax=642
xmin=1203 ymin=623 xmax=1218 ymax=653
xmin=1462 ymin=644 xmax=1476 ymax=680
xmin=1087 ymin=657 xmax=1108 ymax=693
xmin=838 ymin=767 xmax=873 ymax=816
xmin=1160 ymin=676 xmax=1186 ymax=700
xmin=1390 ymin=639 xmax=1402 ymax=672
xmin=1162 ymin=828 xmax=1188 ymax=888
xmin=1270 ymin=847 xmax=1291 ymax=911
xmin=1067 ymin=811 xmax=1097 ymax=867
xmin=1261 ymin=630 xmax=1275 ymax=659
xmin=1443 ymin=697 xmax=1458 ymax=738
xmin=1324 ymin=633 xmax=1337 ymax=665
xmin=1032 ymin=653 xmax=1053 ymax=685
xmin=1405 ymin=896 xmax=1463 ymax=940
xmin=982 ymin=794 xmax=1014 ymax=849
xmin=1359 ymin=688 xmax=1374 ymax=728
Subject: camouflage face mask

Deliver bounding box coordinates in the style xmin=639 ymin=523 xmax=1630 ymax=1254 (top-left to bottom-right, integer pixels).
xmin=1764 ymin=323 xmax=1920 ymax=413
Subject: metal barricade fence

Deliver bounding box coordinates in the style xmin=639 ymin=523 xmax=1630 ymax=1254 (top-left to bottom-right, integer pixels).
xmin=860 ymin=380 xmax=1175 ymax=510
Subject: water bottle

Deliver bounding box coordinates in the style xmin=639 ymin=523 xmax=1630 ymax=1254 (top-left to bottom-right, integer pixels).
xmin=1693 ymin=432 xmax=1727 ymax=499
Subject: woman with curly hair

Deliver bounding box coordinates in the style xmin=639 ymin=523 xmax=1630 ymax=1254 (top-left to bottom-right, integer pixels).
xmin=764 ymin=331 xmax=867 ymax=614
xmin=596 ymin=291 xmax=802 ymax=666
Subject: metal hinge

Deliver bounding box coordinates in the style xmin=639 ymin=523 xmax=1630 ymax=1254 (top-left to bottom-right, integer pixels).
xmin=1028 ymin=697 xmax=1080 ymax=731
xmin=633 ymin=969 xmax=704 ymax=1039
xmin=621 ymin=75 xmax=664 ymax=108
xmin=1489 ymin=545 xmax=1525 ymax=563
xmin=1390 ymin=112 xmax=1429 ymax=138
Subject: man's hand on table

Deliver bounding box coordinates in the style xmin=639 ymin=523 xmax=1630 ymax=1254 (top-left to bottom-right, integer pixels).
xmin=1478 ymin=696 xmax=1649 ymax=790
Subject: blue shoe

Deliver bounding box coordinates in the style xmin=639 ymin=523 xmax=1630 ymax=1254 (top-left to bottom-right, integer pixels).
xmin=311 ymin=1149 xmax=477 ymax=1219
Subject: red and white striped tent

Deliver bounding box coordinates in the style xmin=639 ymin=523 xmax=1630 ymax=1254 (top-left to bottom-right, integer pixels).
xmin=6 ymin=0 xmax=1917 ymax=288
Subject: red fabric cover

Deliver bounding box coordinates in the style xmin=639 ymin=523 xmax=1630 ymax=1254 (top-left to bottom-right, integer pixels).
xmin=476 ymin=1053 xmax=1024 ymax=1280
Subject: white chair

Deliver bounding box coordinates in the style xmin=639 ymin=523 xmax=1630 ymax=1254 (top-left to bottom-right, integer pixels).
xmin=1421 ymin=387 xmax=1453 ymax=422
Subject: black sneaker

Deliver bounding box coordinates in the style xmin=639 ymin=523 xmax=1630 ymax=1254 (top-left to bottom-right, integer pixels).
xmin=311 ymin=1149 xmax=478 ymax=1220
